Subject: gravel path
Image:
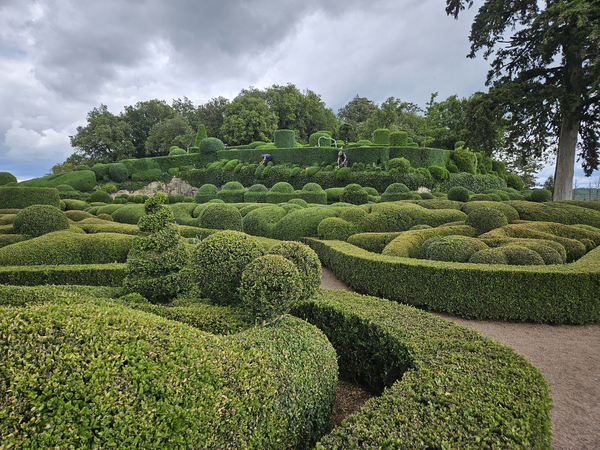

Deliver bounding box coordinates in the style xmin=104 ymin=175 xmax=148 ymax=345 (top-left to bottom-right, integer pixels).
xmin=320 ymin=267 xmax=600 ymax=449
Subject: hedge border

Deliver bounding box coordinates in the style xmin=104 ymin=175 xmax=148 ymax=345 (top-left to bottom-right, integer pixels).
xmin=293 ymin=289 xmax=551 ymax=449
xmin=0 ymin=263 xmax=126 ymax=286
xmin=302 ymin=238 xmax=600 ymax=324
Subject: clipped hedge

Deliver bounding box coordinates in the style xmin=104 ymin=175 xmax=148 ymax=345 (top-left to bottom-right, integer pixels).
xmin=0 ymin=263 xmax=126 ymax=286
xmin=242 ymin=205 xmax=287 ymax=238
xmin=0 ymin=230 xmax=134 ymax=266
xmin=292 ymin=289 xmax=551 ymax=448
xmin=304 ymin=238 xmax=600 ymax=324
xmin=271 ymin=206 xmax=340 ymax=241
xmin=0 ymin=296 xmax=337 ymax=449
xmin=0 ymin=186 xmax=61 ymax=209
xmin=18 ymin=170 xmax=96 ymax=192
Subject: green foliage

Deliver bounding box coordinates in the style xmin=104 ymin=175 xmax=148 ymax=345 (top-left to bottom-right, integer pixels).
xmin=271 ymin=206 xmax=340 ymax=241
xmin=293 ymin=289 xmax=551 ymax=448
xmin=0 ymin=172 xmax=17 ymax=185
xmin=266 ymin=182 xmax=296 ymax=203
xmin=274 ymin=129 xmax=296 ymax=148
xmin=145 ymin=115 xmax=194 ymax=157
xmin=239 ymin=254 xmax=302 ymax=321
xmin=469 ymin=246 xmax=546 ymax=265
xmin=461 ymin=201 xmax=520 ymax=223
xmin=18 ymin=170 xmax=97 ymax=192
xmin=0 ymin=230 xmax=133 ymax=266
xmin=194 ymin=123 xmax=207 ymax=146
xmin=297 ymin=182 xmax=327 ymax=204
xmin=465 ymin=207 xmax=509 ymax=234
xmin=340 ymin=183 xmax=369 ymax=205
xmin=111 ymin=204 xmax=146 ymax=225
xmin=422 ymin=235 xmax=489 ymax=262
xmin=199 ymin=137 xmax=225 ymax=154
xmin=447 ymin=186 xmax=470 ymax=202
xmin=244 ymin=184 xmax=269 ymax=203
xmin=88 ymin=190 xmax=113 ymax=204
xmin=388 ymin=157 xmax=412 ymax=174
xmin=380 ymin=182 xmax=409 ymax=201
xmin=389 ymin=131 xmax=408 ymax=146
xmin=453 ymin=146 xmax=477 ymax=173
xmin=168 ymin=147 xmax=187 ymax=156
xmin=428 ymin=165 xmax=451 ymax=180
xmin=309 ymin=130 xmax=332 ymax=147
xmin=221 ymin=95 xmax=278 ymax=145
xmin=506 ymin=173 xmax=525 ymax=191
xmin=356 ymin=139 xmax=372 ymax=146
xmin=13 ymin=205 xmax=70 ymax=237
xmin=530 ymin=189 xmax=553 ymax=203
xmin=108 ymin=163 xmax=128 ymax=182
xmin=190 ymin=230 xmax=265 ymax=305
xmin=131 ymin=168 xmax=163 ymax=182
xmin=317 ymin=217 xmax=358 ymax=240
xmin=242 ymin=205 xmax=287 ymax=238
xmin=372 ymin=128 xmax=390 ymax=145
xmin=197 ymin=203 xmax=243 ymax=231
xmin=194 ymin=183 xmax=219 ymax=203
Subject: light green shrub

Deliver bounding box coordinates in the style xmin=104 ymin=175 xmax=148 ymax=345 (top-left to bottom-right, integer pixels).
xmin=13 ymin=205 xmax=70 ymax=237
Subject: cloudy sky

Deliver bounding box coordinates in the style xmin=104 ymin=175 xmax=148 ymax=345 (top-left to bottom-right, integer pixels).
xmin=0 ymin=0 xmax=587 ymax=184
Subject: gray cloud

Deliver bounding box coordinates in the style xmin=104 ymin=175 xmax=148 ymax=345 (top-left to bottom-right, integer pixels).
xmin=0 ymin=0 xmax=579 ymax=183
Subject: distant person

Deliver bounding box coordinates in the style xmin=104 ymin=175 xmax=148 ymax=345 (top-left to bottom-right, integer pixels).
xmin=260 ymin=153 xmax=273 ymax=165
xmin=337 ymin=151 xmax=348 ymax=168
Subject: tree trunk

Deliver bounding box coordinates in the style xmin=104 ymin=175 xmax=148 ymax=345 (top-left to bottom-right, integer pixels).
xmin=553 ymin=114 xmax=579 ymax=201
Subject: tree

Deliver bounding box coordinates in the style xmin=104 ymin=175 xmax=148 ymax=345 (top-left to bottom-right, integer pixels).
xmin=172 ymin=96 xmax=199 ymax=130
xmin=446 ymin=0 xmax=600 ymax=200
xmin=220 ymin=94 xmax=278 ymax=145
xmin=337 ymin=95 xmax=378 ymax=127
xmin=69 ymin=105 xmax=134 ymax=164
xmin=197 ymin=96 xmax=230 ymax=140
xmin=145 ymin=115 xmax=194 ymax=157
xmin=121 ymin=99 xmax=175 ymax=159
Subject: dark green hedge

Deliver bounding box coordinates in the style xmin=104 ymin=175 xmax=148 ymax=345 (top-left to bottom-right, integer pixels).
xmin=292 ymin=289 xmax=551 ymax=449
xmin=0 ymin=296 xmax=336 ymax=449
xmin=0 ymin=186 xmax=61 ymax=209
xmin=303 ymin=238 xmax=600 ymax=324
xmin=0 ymin=263 xmax=126 ymax=286
xmin=389 ymin=146 xmax=453 ymax=168
xmin=18 ymin=170 xmax=96 ymax=192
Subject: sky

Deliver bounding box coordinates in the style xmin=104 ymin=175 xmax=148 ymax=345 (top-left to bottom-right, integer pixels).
xmin=0 ymin=0 xmax=591 ymax=185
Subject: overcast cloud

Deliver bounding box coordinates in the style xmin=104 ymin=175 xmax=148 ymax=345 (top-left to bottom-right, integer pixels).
xmin=0 ymin=0 xmax=588 ymax=184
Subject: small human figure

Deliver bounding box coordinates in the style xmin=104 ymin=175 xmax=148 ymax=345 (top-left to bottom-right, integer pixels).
xmin=260 ymin=153 xmax=273 ymax=165
xmin=337 ymin=151 xmax=348 ymax=168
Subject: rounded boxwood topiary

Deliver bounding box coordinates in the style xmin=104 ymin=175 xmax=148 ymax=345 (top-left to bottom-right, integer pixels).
xmin=13 ymin=205 xmax=70 ymax=237
xmin=465 ymin=207 xmax=509 ymax=235
xmin=388 ymin=158 xmax=412 ymax=174
xmin=422 ymin=235 xmax=488 ymax=263
xmin=108 ymin=163 xmax=128 ymax=183
xmin=317 ymin=217 xmax=358 ymax=241
xmin=507 ymin=174 xmax=525 ymax=191
xmin=469 ymin=246 xmax=546 ymax=265
xmin=297 ymin=183 xmax=327 ymax=204
xmin=469 ymin=194 xmax=494 ymax=202
xmin=340 ymin=184 xmax=369 ymax=205
xmin=169 ymin=147 xmax=187 ymax=156
xmin=530 ymin=189 xmax=553 ymax=203
xmin=0 ymin=172 xmax=17 ymax=186
xmin=194 ymin=184 xmax=219 ymax=204
xmin=447 ymin=186 xmax=470 ymax=202
xmin=267 ymin=241 xmax=322 ymax=303
xmin=217 ymin=181 xmax=245 ymax=203
xmin=380 ymin=183 xmax=410 ymax=202
xmin=239 ymin=254 xmax=302 ymax=321
xmin=190 ymin=230 xmax=265 ymax=305
xmin=97 ymin=213 xmax=114 ymax=221
xmin=199 ymin=137 xmax=225 ymax=154
xmin=88 ymin=190 xmax=113 ymax=204
xmin=267 ymin=182 xmax=296 ymax=204
xmin=244 ymin=184 xmax=269 ymax=203
xmin=242 ymin=205 xmax=287 ymax=238
xmin=339 ymin=206 xmax=369 ymax=224
xmin=197 ymin=203 xmax=243 ymax=231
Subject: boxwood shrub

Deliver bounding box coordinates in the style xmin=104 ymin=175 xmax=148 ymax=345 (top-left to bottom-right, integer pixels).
xmin=271 ymin=206 xmax=340 ymax=241
xmin=197 ymin=203 xmax=243 ymax=231
xmin=0 ymin=186 xmax=61 ymax=209
xmin=13 ymin=205 xmax=70 ymax=237
xmin=242 ymin=205 xmax=287 ymax=238
xmin=194 ymin=183 xmax=218 ymax=203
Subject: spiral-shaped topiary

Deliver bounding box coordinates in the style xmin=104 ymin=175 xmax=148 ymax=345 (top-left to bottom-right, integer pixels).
xmin=13 ymin=205 xmax=70 ymax=237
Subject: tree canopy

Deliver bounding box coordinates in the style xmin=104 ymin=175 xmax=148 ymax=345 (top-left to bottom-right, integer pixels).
xmin=446 ymin=0 xmax=600 ymax=200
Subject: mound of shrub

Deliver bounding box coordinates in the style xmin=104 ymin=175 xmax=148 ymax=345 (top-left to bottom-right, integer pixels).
xmin=244 ymin=184 xmax=269 ymax=203
xmin=217 ymin=181 xmax=245 ymax=203
xmin=447 ymin=186 xmax=470 ymax=202
xmin=297 ymin=183 xmax=327 ymax=204
xmin=111 ymin=204 xmax=146 ymax=225
xmin=0 ymin=295 xmax=337 ymax=449
xmin=507 ymin=201 xmax=600 ymax=229
xmin=422 ymin=235 xmax=488 ymax=262
xmin=267 ymin=182 xmax=297 ymax=203
xmin=88 ymin=190 xmax=113 ymax=204
xmin=108 ymin=163 xmax=129 ymax=183
xmin=0 ymin=172 xmax=17 ymax=185
xmin=317 ymin=217 xmax=358 ymax=241
xmin=464 ymin=207 xmax=509 ymax=235
xmin=197 ymin=203 xmax=243 ymax=231
xmin=169 ymin=202 xmax=198 ymax=226
xmin=271 ymin=206 xmax=340 ymax=241
xmin=64 ymin=210 xmax=95 ymax=222
xmin=199 ymin=137 xmax=225 ymax=154
xmin=0 ymin=186 xmax=61 ymax=209
xmin=340 ymin=184 xmax=369 ymax=205
xmin=469 ymin=246 xmax=546 ymax=265
xmin=382 ymin=225 xmax=477 ymax=258
xmin=380 ymin=183 xmax=410 ymax=202
xmin=0 ymin=230 xmax=133 ymax=266
xmin=242 ymin=205 xmax=287 ymax=238
xmin=194 ymin=183 xmax=219 ymax=203
xmin=190 ymin=230 xmax=265 ymax=306
xmin=13 ymin=205 xmax=70 ymax=238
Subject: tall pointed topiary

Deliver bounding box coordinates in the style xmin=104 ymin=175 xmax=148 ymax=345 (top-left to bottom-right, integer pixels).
xmin=123 ymin=193 xmax=189 ymax=303
xmin=194 ymin=123 xmax=208 ymax=147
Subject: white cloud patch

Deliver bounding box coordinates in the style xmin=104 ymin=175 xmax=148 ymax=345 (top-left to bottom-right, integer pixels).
xmin=4 ymin=120 xmax=71 ymax=162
